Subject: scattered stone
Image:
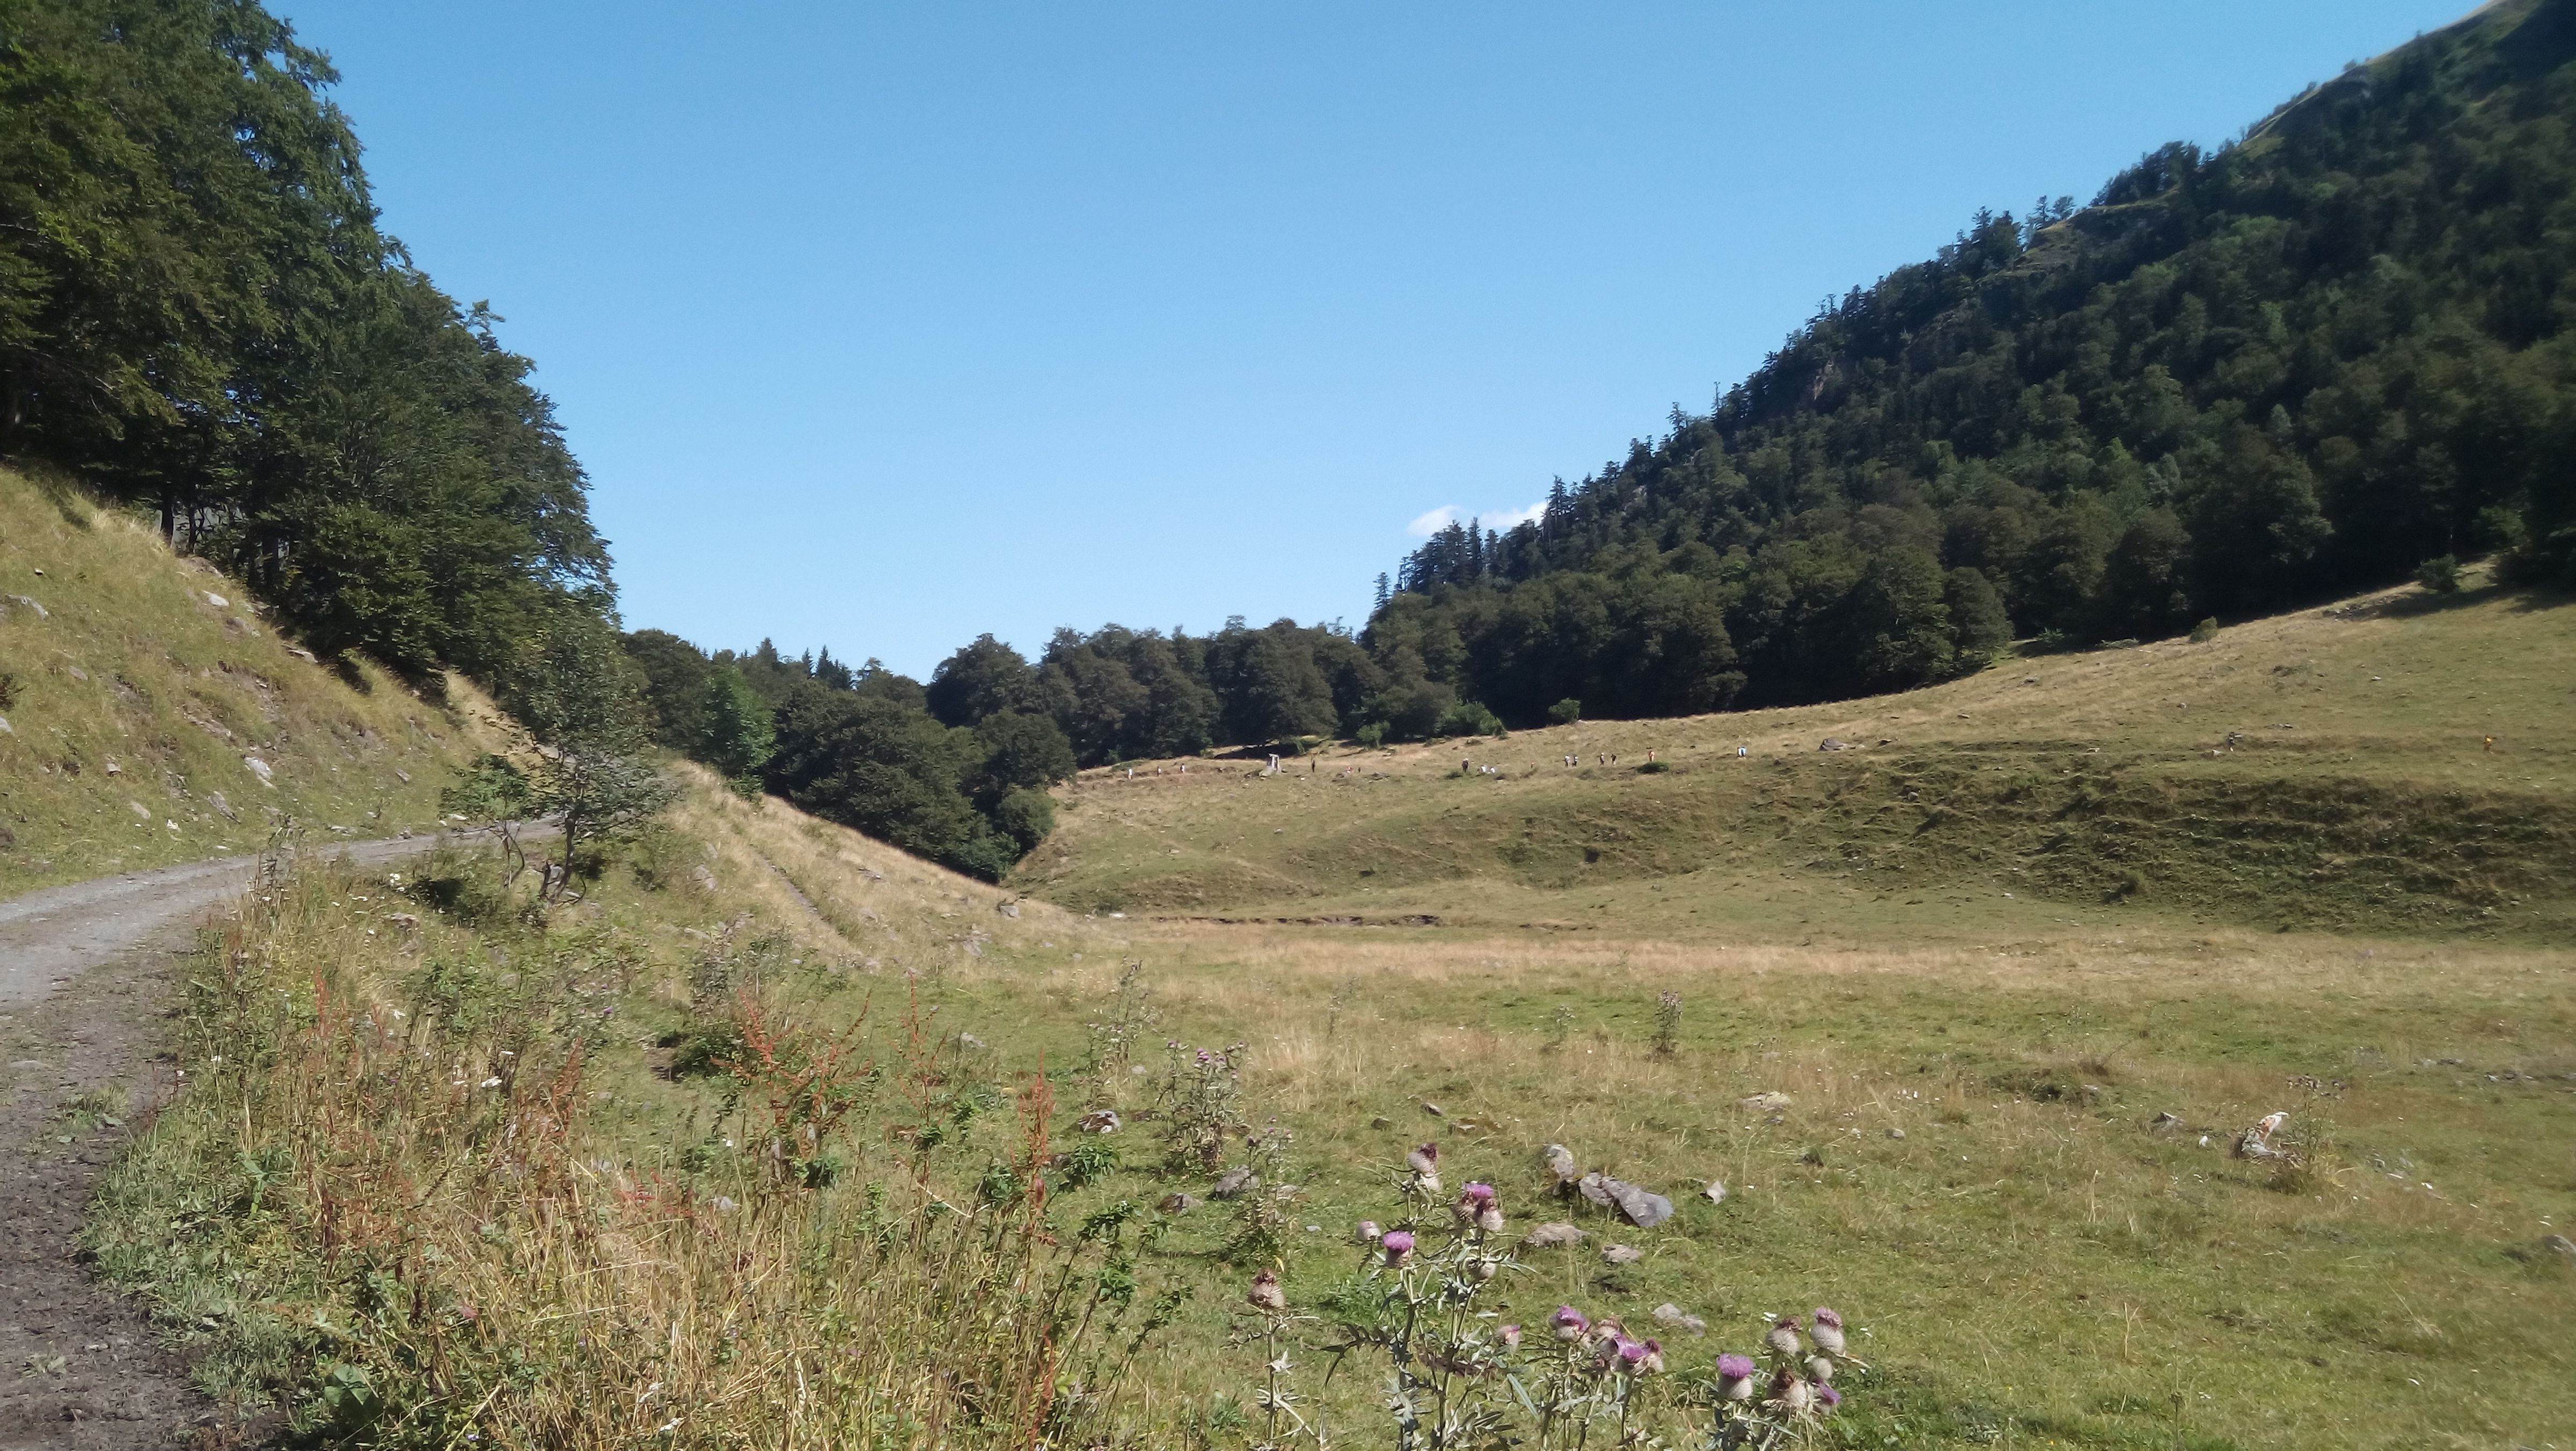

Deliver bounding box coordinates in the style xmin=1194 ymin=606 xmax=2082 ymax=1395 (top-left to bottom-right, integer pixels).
xmin=2150 ymin=1111 xmax=2182 ymax=1130
xmin=103 ymin=759 xmax=121 ymax=775
xmin=1886 ymin=1127 xmax=1906 ymax=1140
xmin=1601 ymin=1243 xmax=1643 ymax=1265
xmin=1370 ymin=1116 xmax=1392 ymax=1130
xmin=203 ymin=591 xmax=229 ymax=608
xmin=997 ymin=899 xmax=1021 ymax=918
xmin=1421 ymin=1101 xmax=1445 ymax=1117
xmin=2543 ymin=1234 xmax=2575 ymax=1258
xmin=1652 ymin=1302 xmax=1707 ymax=1336
xmin=1701 ymin=1178 xmax=1728 ymax=1204
xmin=1818 ymin=738 xmax=1850 ymax=751
xmin=10 ymin=595 xmax=46 ymax=618
xmin=394 ymin=768 xmax=412 ymax=783
xmin=1076 ymin=1109 xmax=1121 ymax=1133
xmin=1209 ymin=1166 xmax=1261 ymax=1199
xmin=1578 ymin=1173 xmax=1673 ymax=1228
xmin=1158 ymin=1192 xmax=1198 ymax=1213
xmin=243 ymin=756 xmax=274 ymax=785
xmin=690 ymin=864 xmax=716 ymax=891
xmin=208 ymin=791 xmax=236 ymax=822
xmin=0 ymin=715 xmax=11 ymax=736
xmin=2234 ymin=1110 xmax=2290 ymax=1160
xmin=1739 ymin=1091 xmax=1791 ymax=1112
xmin=1520 ymin=1221 xmax=1585 ymax=1250
xmin=1543 ymin=1143 xmax=1579 ymax=1186
xmin=284 ymin=645 xmax=318 ymax=663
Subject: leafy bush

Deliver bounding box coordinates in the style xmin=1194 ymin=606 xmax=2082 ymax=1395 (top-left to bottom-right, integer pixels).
xmin=2190 ymin=617 xmax=2221 ymax=643
xmin=1433 ymin=700 xmax=1506 ymax=739
xmin=2415 ymin=554 xmax=2463 ymax=594
xmin=1549 ymin=698 xmax=1582 ymax=725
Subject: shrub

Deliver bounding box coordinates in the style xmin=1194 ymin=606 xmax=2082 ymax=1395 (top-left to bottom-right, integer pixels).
xmin=1434 ymin=700 xmax=1506 ymax=739
xmin=1354 ymin=722 xmax=1387 ymax=748
xmin=2414 ymin=553 xmax=2463 ymax=594
xmin=2190 ymin=616 xmax=2220 ymax=642
xmin=1548 ymin=698 xmax=1582 ymax=726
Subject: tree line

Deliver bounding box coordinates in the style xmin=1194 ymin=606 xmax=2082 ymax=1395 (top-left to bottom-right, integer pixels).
xmin=2 ymin=0 xmax=611 ymax=701
xmin=1380 ymin=5 xmax=2576 ymax=717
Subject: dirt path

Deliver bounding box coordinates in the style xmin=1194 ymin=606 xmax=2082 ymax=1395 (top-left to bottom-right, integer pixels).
xmin=0 ymin=834 xmax=465 ymax=1448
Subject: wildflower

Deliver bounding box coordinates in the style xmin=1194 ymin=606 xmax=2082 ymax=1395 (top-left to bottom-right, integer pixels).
xmin=1716 ymin=1354 xmax=1757 ymax=1401
xmin=1808 ymin=1306 xmax=1846 ymax=1355
xmin=1615 ymin=1338 xmax=1650 ymax=1373
xmin=1765 ymin=1315 xmax=1803 ymax=1358
xmin=1552 ymin=1305 xmax=1590 ymax=1341
xmin=1817 ymin=1383 xmax=1843 ymax=1413
xmin=1498 ymin=1324 xmax=1523 ymax=1351
xmin=1247 ymin=1267 xmax=1286 ymax=1311
xmin=1380 ymin=1229 xmax=1416 ymax=1265
xmin=1356 ymin=1219 xmax=1381 ymax=1244
xmin=1806 ymin=1355 xmax=1835 ymax=1384
xmin=1408 ymin=1141 xmax=1440 ymax=1175
xmin=1772 ymin=1367 xmax=1811 ymax=1412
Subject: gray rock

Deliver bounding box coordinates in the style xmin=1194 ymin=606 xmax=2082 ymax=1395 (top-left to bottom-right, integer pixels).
xmin=1739 ymin=1091 xmax=1791 ymax=1112
xmin=1158 ymin=1192 xmax=1198 ymax=1213
xmin=1543 ymin=1143 xmax=1579 ymax=1185
xmin=2542 ymin=1234 xmax=2574 ymax=1257
xmin=1520 ymin=1221 xmax=1585 ymax=1250
xmin=1607 ymin=1179 xmax=1674 ymax=1228
xmin=1818 ymin=738 xmax=1850 ymax=751
xmin=1601 ymin=1243 xmax=1643 ymax=1265
xmin=1209 ymin=1166 xmax=1261 ymax=1200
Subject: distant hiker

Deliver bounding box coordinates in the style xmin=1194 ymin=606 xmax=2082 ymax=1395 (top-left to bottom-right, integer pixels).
xmin=1737 ymin=745 xmax=1748 ymax=758
xmin=2485 ymin=736 xmax=2496 ymax=752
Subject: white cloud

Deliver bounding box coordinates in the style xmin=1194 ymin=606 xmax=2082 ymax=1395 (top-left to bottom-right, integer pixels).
xmin=1406 ymin=500 xmax=1546 ymax=537
xmin=1406 ymin=504 xmax=1461 ymax=537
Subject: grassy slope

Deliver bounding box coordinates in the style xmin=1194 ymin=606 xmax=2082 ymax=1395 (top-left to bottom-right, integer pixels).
xmin=972 ymin=574 xmax=2576 ymax=1446
xmin=71 ymin=579 xmax=2576 ymax=1447
xmin=0 ymin=467 xmax=491 ymax=895
xmin=1015 ymin=571 xmax=2576 ymax=943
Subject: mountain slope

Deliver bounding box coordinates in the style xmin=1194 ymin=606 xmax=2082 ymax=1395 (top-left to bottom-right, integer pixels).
xmin=0 ymin=468 xmax=495 ymax=896
xmin=1374 ymin=0 xmax=2576 ymax=722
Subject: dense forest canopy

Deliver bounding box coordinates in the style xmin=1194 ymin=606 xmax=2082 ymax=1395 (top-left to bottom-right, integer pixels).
xmin=1 ymin=0 xmax=611 ymax=694
xmin=1378 ymin=0 xmax=2576 ymax=719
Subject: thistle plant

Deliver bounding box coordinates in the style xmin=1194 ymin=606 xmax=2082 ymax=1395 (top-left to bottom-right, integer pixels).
xmin=1158 ymin=1038 xmax=1249 ymax=1172
xmin=1234 ymin=1141 xmax=1875 ymax=1450
xmin=1651 ymin=991 xmax=1684 ymax=1056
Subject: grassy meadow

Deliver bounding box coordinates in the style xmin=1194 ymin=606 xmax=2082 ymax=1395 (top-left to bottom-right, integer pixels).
xmin=75 ymin=574 xmax=2576 ymax=1449
xmin=0 ymin=467 xmax=494 ymax=895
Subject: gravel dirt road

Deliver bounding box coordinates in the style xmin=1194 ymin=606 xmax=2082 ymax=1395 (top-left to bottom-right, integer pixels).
xmin=0 ymin=834 xmax=464 ymax=1448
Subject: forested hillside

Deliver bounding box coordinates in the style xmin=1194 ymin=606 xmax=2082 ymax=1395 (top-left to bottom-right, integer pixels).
xmin=1 ymin=0 xmax=612 ymax=699
xmin=1377 ymin=0 xmax=2576 ymax=720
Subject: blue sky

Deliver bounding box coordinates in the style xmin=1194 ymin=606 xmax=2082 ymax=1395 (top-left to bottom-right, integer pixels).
xmin=279 ymin=1 xmax=2468 ymax=677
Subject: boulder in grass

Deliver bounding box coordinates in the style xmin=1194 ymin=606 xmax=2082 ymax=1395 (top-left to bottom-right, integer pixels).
xmin=1209 ymin=1166 xmax=1261 ymax=1199
xmin=1739 ymin=1091 xmax=1791 ymax=1112
xmin=1543 ymin=1143 xmax=1579 ymax=1188
xmin=1607 ymin=1179 xmax=1675 ymax=1228
xmin=1652 ymin=1303 xmax=1708 ymax=1337
xmin=1520 ymin=1221 xmax=1585 ymax=1250
xmin=1818 ymin=738 xmax=1850 ymax=751
xmin=1158 ymin=1192 xmax=1198 ymax=1213
xmin=1601 ymin=1243 xmax=1643 ymax=1266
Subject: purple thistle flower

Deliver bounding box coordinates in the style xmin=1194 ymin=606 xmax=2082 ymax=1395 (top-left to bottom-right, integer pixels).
xmin=1817 ymin=1383 xmax=1843 ymax=1412
xmin=1380 ymin=1229 xmax=1416 ymax=1265
xmin=1247 ymin=1268 xmax=1286 ymax=1311
xmin=1765 ymin=1316 xmax=1803 ymax=1358
xmin=1809 ymin=1307 xmax=1846 ymax=1355
xmin=1407 ymin=1142 xmax=1440 ymax=1174
xmin=1716 ymin=1353 xmax=1757 ymax=1400
xmin=1498 ymin=1324 xmax=1523 ymax=1351
xmin=1615 ymin=1338 xmax=1649 ymax=1371
xmin=1552 ymin=1305 xmax=1589 ymax=1340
